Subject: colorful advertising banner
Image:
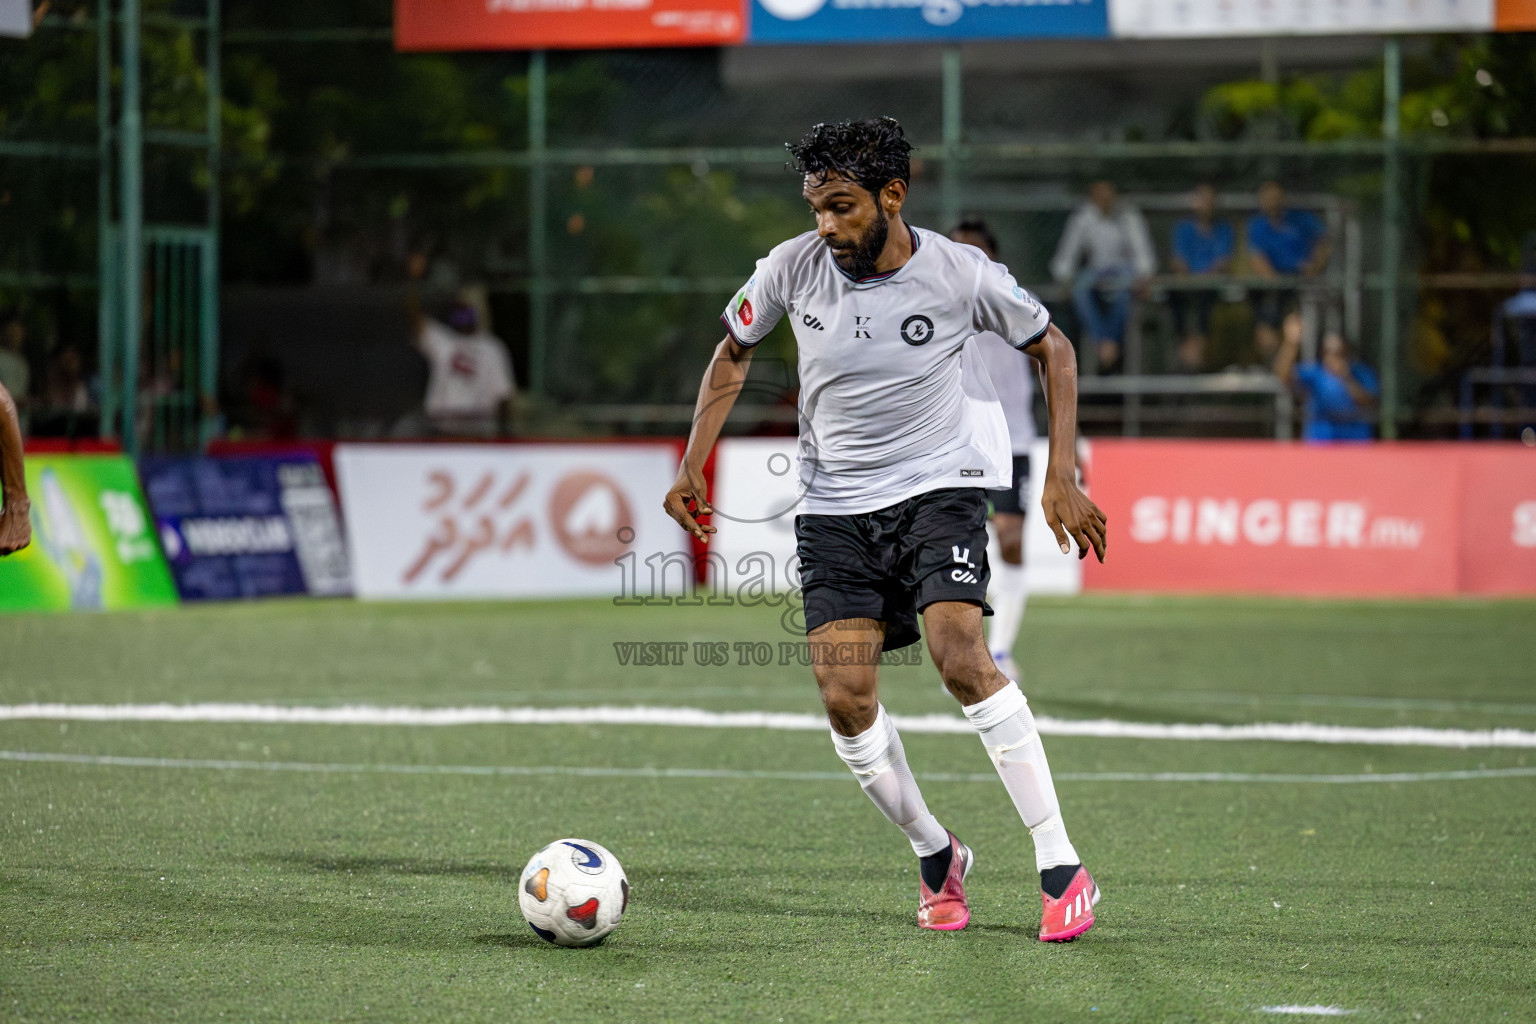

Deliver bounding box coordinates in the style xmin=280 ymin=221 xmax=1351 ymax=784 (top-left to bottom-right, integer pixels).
xmin=140 ymin=455 xmax=353 ymax=602
xmin=1109 ymin=0 xmax=1494 ymax=37
xmin=395 ymin=0 xmax=745 ymax=51
xmin=334 ymin=443 xmax=689 ymax=600
xmin=0 ymin=455 xmax=178 ymax=612
xmin=1081 ymin=441 xmax=1536 ymax=597
xmin=750 ymin=0 xmax=1107 ymax=43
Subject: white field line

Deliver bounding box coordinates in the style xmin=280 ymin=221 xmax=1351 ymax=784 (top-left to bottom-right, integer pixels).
xmin=3 ymin=750 xmax=1535 ymax=785
xmin=3 ymin=702 xmax=1536 ymax=749
xmin=1258 ymin=1007 xmax=1357 ymax=1017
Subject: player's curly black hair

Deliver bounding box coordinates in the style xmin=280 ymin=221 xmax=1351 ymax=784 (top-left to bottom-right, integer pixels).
xmin=787 ymin=117 xmax=913 ymax=198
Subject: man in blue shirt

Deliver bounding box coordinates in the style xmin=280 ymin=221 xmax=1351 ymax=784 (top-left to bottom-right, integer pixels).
xmin=1247 ymin=181 xmax=1329 ymax=364
xmin=1274 ymin=328 xmax=1378 ymax=441
xmin=1169 ymin=184 xmax=1234 ymax=371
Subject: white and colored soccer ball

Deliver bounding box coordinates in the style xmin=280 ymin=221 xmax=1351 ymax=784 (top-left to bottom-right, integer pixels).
xmin=518 ymin=838 xmax=629 ymax=947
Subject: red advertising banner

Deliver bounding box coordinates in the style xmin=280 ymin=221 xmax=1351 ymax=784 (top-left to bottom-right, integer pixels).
xmin=1458 ymin=447 xmax=1536 ymax=594
xmin=1080 ymin=441 xmax=1536 ymax=597
xmin=395 ymin=0 xmax=745 ymax=51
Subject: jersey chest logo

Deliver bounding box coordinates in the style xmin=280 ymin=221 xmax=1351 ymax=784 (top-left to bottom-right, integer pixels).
xmin=900 ymin=315 xmax=935 ymax=346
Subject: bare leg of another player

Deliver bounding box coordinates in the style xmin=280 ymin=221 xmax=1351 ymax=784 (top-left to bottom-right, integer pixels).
xmin=926 ymin=600 xmax=1099 ymax=941
xmin=0 ymin=381 xmax=31 ymax=557
xmin=813 ymin=618 xmax=971 ymax=931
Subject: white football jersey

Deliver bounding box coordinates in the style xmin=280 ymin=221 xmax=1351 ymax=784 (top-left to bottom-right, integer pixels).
xmin=964 ymin=329 xmax=1037 ymax=456
xmin=721 ymin=226 xmax=1051 ymax=515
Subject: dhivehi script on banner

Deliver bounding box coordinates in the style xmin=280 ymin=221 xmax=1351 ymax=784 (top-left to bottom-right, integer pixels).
xmin=334 ymin=444 xmax=689 ymax=600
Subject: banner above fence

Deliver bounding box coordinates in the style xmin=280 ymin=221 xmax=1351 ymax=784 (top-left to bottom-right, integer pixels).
xmin=1109 ymin=0 xmax=1495 ymax=37
xmin=394 ymin=0 xmax=745 ymax=51
xmin=0 ymin=0 xmax=31 ymax=39
xmin=750 ymin=0 xmax=1108 ymax=43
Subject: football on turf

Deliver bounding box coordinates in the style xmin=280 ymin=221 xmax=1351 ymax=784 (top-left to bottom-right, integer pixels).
xmin=518 ymin=838 xmax=629 ymax=947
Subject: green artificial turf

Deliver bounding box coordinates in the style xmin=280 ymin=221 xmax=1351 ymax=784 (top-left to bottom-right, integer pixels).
xmin=2 ymin=596 xmax=1534 ymax=1022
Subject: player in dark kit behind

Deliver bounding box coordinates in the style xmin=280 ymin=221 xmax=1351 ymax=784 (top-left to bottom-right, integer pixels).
xmin=663 ymin=118 xmax=1107 ymax=941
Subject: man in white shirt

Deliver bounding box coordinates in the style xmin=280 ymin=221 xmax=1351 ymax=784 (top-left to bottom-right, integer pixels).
xmin=410 ymin=286 xmax=515 ymax=438
xmin=664 ymin=118 xmax=1106 ymax=943
xmin=1050 ymin=181 xmax=1156 ymax=374
xmin=952 ymin=220 xmax=1035 ymax=685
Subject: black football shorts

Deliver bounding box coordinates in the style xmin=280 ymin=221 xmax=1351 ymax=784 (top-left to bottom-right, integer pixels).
xmin=794 ymin=487 xmax=992 ymax=652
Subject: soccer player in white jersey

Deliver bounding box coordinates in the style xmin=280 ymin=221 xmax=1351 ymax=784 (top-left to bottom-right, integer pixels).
xmin=952 ymin=219 xmax=1035 ymax=684
xmin=663 ymin=118 xmax=1108 ymax=941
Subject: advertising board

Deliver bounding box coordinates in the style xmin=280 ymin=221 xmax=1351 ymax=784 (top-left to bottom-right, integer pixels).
xmin=1109 ymin=0 xmax=1494 ymax=37
xmin=0 ymin=455 xmax=178 ymax=612
xmin=334 ymin=443 xmax=688 ymax=600
xmin=395 ymin=0 xmax=744 ymax=51
xmin=140 ymin=455 xmax=352 ymax=601
xmin=1079 ymin=441 xmax=1536 ymax=597
xmin=750 ymin=0 xmax=1107 ymax=43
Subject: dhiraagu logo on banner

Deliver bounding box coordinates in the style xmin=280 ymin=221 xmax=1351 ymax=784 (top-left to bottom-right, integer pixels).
xmin=750 ymin=0 xmax=1106 ymax=42
xmin=0 ymin=455 xmax=178 ymax=612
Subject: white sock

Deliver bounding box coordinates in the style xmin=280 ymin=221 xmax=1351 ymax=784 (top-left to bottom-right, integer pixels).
xmin=830 ymin=705 xmax=950 ymax=858
xmin=962 ymin=681 xmax=1080 ymax=872
xmin=987 ymin=558 xmax=1028 ymax=659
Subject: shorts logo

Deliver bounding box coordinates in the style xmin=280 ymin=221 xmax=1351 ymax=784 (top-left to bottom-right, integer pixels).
xmin=951 ymin=545 xmax=978 ymax=583
xmin=960 ymin=469 xmax=983 ymax=477
xmin=901 ymin=314 xmax=934 ymax=346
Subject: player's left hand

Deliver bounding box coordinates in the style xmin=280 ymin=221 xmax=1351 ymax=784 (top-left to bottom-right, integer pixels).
xmin=1042 ymin=473 xmax=1106 ymax=563
xmin=0 ymin=500 xmax=32 ymax=556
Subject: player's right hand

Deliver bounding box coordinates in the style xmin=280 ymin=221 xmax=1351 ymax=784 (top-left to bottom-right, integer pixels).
xmin=0 ymin=501 xmax=32 ymax=557
xmin=663 ymin=466 xmax=715 ymax=542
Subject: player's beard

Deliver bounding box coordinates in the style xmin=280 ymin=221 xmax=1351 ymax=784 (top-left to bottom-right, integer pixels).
xmin=830 ymin=207 xmax=889 ymax=280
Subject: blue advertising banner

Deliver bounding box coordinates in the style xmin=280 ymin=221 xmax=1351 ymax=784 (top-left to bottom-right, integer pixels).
xmin=749 ymin=0 xmax=1107 ymax=43
xmin=139 ymin=455 xmax=353 ymax=601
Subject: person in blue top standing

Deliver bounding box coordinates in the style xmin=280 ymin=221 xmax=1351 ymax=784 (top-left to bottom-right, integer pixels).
xmin=1273 ymin=326 xmax=1379 ymax=441
xmin=1246 ymin=181 xmax=1330 ymax=364
xmin=1169 ymin=184 xmax=1234 ymax=371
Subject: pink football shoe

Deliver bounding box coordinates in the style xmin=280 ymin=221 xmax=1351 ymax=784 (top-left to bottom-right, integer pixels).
xmin=918 ymin=831 xmax=975 ymax=931
xmin=1038 ymin=865 xmax=1100 ymax=942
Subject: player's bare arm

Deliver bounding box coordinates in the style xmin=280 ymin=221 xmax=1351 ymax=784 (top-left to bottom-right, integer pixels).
xmin=0 ymin=380 xmax=32 ymax=556
xmin=1025 ymin=323 xmax=1107 ymax=562
xmin=664 ymin=334 xmax=755 ymax=541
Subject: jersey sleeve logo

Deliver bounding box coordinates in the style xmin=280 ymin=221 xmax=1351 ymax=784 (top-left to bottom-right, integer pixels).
xmin=738 ymin=296 xmax=755 ymax=326
xmin=901 ymin=314 xmax=935 ymax=346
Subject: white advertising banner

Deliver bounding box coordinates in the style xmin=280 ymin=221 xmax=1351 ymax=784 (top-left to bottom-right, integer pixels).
xmin=334 ymin=443 xmax=687 ymax=600
xmin=1110 ymin=0 xmax=1494 ymax=37
xmin=711 ymin=437 xmax=1082 ymax=598
xmin=0 ymin=0 xmax=32 ymax=37
xmin=710 ymin=438 xmax=805 ymax=596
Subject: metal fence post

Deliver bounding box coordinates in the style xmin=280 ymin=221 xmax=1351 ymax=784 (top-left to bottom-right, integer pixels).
xmin=97 ymin=0 xmax=117 ymax=439
xmin=528 ymin=50 xmax=548 ymax=397
xmin=201 ymin=0 xmax=222 ymax=448
xmin=940 ymin=47 xmax=962 ymax=232
xmin=1380 ymin=37 xmax=1402 ymax=440
xmin=119 ymin=0 xmax=143 ymax=454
